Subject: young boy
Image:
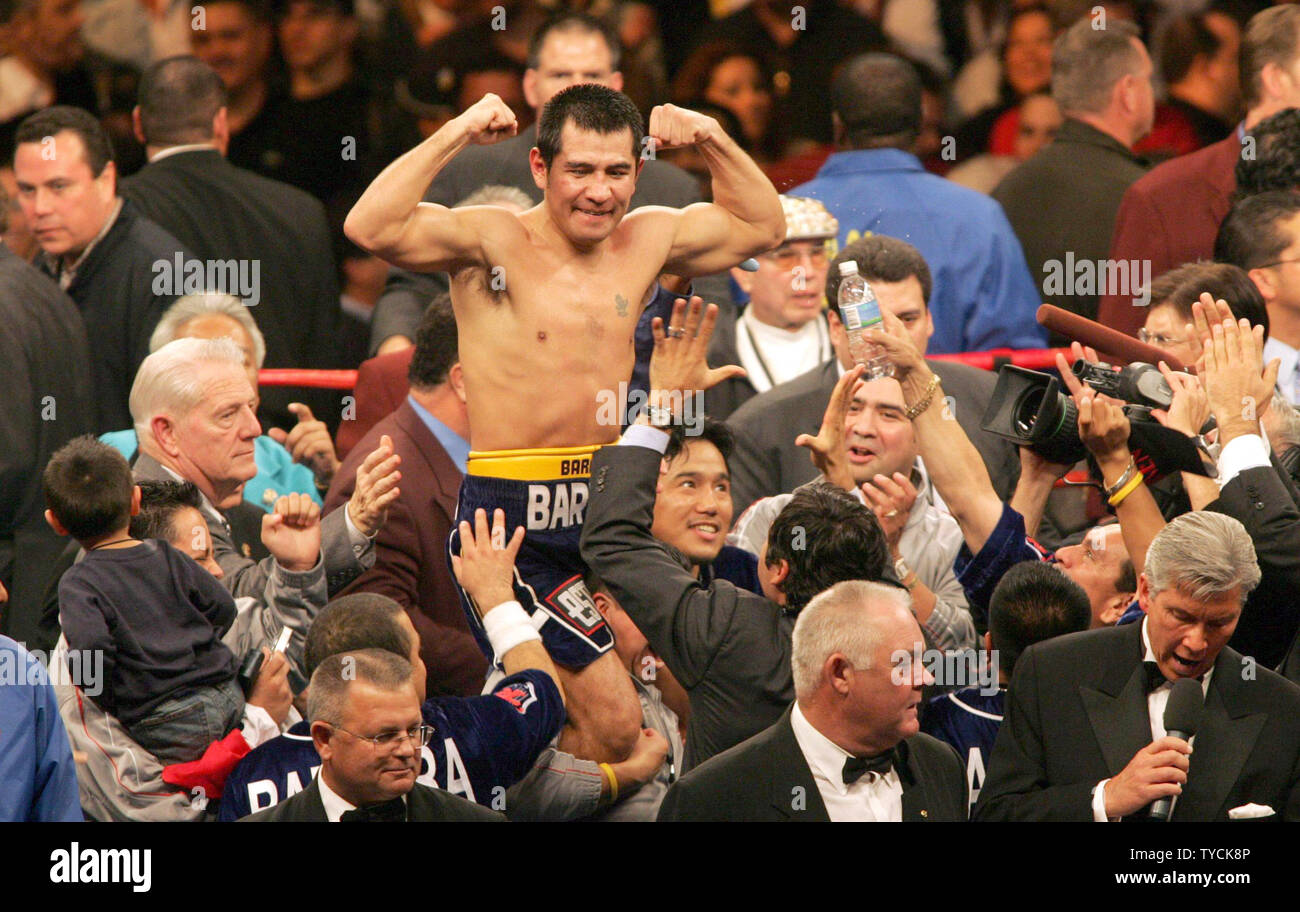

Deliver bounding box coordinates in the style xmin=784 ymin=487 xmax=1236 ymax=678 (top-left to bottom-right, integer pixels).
xmin=44 ymin=436 xmax=243 ymax=765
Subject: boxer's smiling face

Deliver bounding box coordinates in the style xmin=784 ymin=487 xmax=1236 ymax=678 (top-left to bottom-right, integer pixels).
xmin=537 ymin=124 xmax=637 ymax=246
xmin=1139 ymin=575 xmax=1241 ymax=683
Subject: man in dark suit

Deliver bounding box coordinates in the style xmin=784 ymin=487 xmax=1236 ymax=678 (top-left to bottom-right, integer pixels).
xmin=0 ymin=239 xmax=95 ymax=645
xmin=1098 ymin=5 xmax=1300 ymax=339
xmin=121 ymin=55 xmax=344 ymax=433
xmin=658 ymin=579 xmax=966 ymax=821
xmin=975 ymin=510 xmax=1300 ymax=822
xmin=993 ymin=19 xmax=1153 ymax=330
xmin=727 ymin=235 xmax=1022 ymax=520
xmin=369 ymin=11 xmax=700 ymax=355
xmin=243 ymin=648 xmax=503 ymax=822
xmin=325 ymin=297 xmax=487 ymax=698
xmin=581 ymin=298 xmax=893 ymax=771
xmin=13 ymin=106 xmax=189 ymax=433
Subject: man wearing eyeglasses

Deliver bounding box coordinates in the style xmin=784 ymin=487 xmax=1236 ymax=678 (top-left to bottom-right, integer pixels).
xmin=242 ymin=647 xmax=503 ymax=822
xmin=703 ymin=196 xmax=837 ymax=421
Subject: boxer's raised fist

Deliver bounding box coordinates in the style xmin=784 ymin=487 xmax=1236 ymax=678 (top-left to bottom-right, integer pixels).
xmin=458 ymin=93 xmax=518 ymax=145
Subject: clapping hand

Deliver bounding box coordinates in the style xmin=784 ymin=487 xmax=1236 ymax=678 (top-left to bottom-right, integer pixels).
xmin=347 ymin=435 xmax=402 ymax=537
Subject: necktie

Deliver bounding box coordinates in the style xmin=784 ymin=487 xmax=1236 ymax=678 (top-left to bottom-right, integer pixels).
xmin=842 ymin=749 xmax=896 ymax=785
xmin=339 ymin=796 xmax=406 ymax=822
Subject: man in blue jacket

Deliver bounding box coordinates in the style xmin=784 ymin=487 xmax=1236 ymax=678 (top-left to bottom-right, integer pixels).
xmin=793 ymin=53 xmax=1044 ymax=355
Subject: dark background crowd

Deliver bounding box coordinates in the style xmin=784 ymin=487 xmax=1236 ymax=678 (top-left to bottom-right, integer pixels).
xmin=7 ymin=0 xmax=1300 ymax=826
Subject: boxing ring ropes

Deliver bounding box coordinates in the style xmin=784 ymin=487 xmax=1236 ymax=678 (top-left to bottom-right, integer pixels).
xmin=256 ymin=347 xmax=1074 ymax=392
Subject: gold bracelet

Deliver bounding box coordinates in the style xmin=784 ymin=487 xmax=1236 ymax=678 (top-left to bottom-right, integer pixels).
xmin=1108 ymin=471 xmax=1145 ymax=507
xmin=599 ymin=762 xmax=619 ymax=803
xmin=904 ymin=374 xmax=941 ymax=420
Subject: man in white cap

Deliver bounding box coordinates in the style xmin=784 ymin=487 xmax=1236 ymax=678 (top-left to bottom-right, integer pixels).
xmin=704 ymin=195 xmax=838 ymax=420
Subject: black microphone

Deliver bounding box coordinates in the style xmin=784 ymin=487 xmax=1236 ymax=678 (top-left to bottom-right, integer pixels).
xmin=1150 ymin=677 xmax=1206 ymax=822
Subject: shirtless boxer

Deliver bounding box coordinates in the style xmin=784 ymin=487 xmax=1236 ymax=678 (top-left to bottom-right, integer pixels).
xmin=345 ymin=86 xmax=783 ymax=762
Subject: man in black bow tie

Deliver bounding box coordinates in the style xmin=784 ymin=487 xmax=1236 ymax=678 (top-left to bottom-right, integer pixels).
xmin=975 ymin=511 xmax=1300 ymax=822
xmin=656 ymin=579 xmax=967 ymax=821
xmin=243 ymin=648 xmax=502 ymax=822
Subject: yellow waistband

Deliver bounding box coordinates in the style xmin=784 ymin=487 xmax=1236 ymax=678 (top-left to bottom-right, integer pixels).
xmin=467 ymin=444 xmax=602 ymax=481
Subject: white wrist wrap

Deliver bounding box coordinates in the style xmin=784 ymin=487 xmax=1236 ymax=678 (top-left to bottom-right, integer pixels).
xmin=482 ymin=600 xmax=541 ymax=657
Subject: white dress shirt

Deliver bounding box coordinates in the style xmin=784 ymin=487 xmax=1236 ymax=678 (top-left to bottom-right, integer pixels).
xmin=1091 ymin=618 xmax=1213 ymax=821
xmin=736 ymin=309 xmax=832 ymax=393
xmin=790 ymin=702 xmax=903 ymax=822
xmin=316 ymin=772 xmax=411 ymax=822
xmin=1264 ymin=337 xmax=1300 ymax=406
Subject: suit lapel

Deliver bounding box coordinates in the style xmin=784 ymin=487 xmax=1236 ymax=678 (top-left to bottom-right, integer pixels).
xmin=294 ymin=779 xmax=329 ymax=822
xmin=766 ymin=710 xmax=831 ymax=822
xmin=898 ymin=740 xmax=939 ymax=821
xmin=1080 ymin=623 xmax=1153 ymax=778
xmin=1173 ymin=649 xmax=1267 ymax=822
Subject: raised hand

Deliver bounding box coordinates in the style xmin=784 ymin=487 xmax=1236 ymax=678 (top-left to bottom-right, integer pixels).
xmin=268 ymin=402 xmax=341 ymax=487
xmin=261 ymin=492 xmax=322 ymax=572
xmin=647 ymin=104 xmax=719 ymax=152
xmin=450 ymin=508 xmax=523 ymax=611
xmin=1199 ymin=314 xmax=1279 ymax=444
xmin=795 ymin=363 xmax=865 ymax=491
xmin=1056 ymin=352 xmax=1131 ymax=466
xmin=458 ymin=93 xmax=518 ymax=145
xmin=649 ymin=296 xmax=746 ymax=416
xmin=347 ymin=434 xmax=402 ymax=537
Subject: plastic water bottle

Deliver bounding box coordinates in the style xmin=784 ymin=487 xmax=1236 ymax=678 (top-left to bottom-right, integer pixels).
xmin=837 ymin=261 xmax=893 ymax=379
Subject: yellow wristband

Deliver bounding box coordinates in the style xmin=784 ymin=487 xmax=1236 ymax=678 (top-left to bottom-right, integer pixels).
xmin=599 ymin=762 xmax=619 ymax=803
xmin=1107 ymin=471 xmax=1144 ymax=507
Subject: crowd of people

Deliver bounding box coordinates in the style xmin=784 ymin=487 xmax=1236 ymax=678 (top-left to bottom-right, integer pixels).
xmin=5 ymin=0 xmax=1300 ymax=824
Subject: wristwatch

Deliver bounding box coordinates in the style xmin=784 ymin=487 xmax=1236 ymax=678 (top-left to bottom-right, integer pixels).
xmin=646 ymin=404 xmax=673 ymax=428
xmin=894 ymin=556 xmax=909 ymax=580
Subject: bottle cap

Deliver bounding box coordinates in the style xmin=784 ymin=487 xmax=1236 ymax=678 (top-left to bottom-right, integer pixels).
xmin=838 ymin=260 xmax=859 ymax=277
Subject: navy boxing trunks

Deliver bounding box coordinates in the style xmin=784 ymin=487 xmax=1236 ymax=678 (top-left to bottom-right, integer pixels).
xmin=448 ymin=445 xmax=613 ymax=669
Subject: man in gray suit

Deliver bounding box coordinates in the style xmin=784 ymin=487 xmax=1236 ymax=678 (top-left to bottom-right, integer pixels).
xmin=581 ymin=298 xmax=894 ymax=771
xmin=727 ymin=235 xmax=1021 ymax=520
xmin=128 ymin=336 xmax=399 ymax=599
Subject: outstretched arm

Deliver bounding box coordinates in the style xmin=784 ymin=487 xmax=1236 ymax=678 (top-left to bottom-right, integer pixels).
xmin=649 ymin=105 xmax=785 ymax=276
xmin=866 ymin=310 xmax=1004 ymax=555
xmin=344 ymin=94 xmax=518 ymax=272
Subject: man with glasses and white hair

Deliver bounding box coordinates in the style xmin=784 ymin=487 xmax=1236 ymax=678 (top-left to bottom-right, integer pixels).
xmin=102 ymin=292 xmax=340 ymax=511
xmin=975 ymin=511 xmax=1300 ymax=822
xmin=657 ymin=579 xmax=967 ymax=821
xmin=129 ymin=335 xmax=398 ymax=599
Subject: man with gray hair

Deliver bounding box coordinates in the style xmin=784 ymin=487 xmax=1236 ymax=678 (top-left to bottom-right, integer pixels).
xmin=129 ymin=336 xmax=399 ymax=601
xmin=993 ymin=16 xmax=1154 ymax=332
xmin=657 ymin=579 xmax=967 ymax=821
xmin=976 ymin=511 xmax=1300 ymax=822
